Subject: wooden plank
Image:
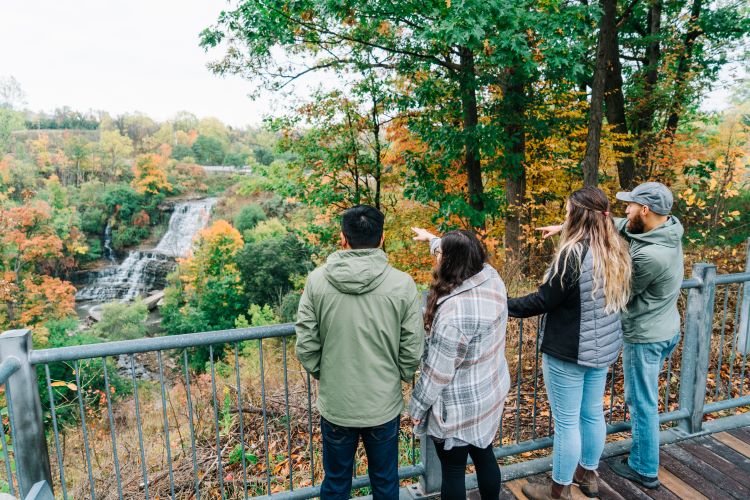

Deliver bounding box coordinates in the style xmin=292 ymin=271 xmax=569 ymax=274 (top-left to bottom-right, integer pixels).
xmin=595 ymin=476 xmax=627 ymax=500
xmin=678 ymin=439 xmax=750 ymax=488
xmin=658 ymin=449 xmax=732 ymax=499
xmin=692 ymin=436 xmax=750 ymax=473
xmin=500 ymin=485 xmax=517 ymax=500
xmin=657 ymin=466 xmax=708 ymax=500
xmin=601 ymin=459 xmax=679 ymax=500
xmin=662 ymin=444 xmax=749 ymax=499
xmin=714 ymin=431 xmax=750 ymax=458
xmin=597 ymin=461 xmax=651 ymax=499
xmin=505 ymin=479 xmax=529 ymax=499
xmin=727 ymin=427 xmax=750 ymax=446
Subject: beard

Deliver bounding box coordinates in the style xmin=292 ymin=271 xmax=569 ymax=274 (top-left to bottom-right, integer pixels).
xmin=627 ymin=213 xmax=646 ymax=234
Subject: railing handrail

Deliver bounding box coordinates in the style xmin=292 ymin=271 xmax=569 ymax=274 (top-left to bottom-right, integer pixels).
xmin=0 ymin=357 xmax=20 ymax=385
xmin=26 ymin=272 xmax=750 ymax=366
xmin=28 ymin=323 xmax=296 ymax=365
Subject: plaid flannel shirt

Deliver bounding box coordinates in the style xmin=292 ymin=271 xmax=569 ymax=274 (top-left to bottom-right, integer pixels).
xmin=409 ymin=264 xmax=510 ymax=449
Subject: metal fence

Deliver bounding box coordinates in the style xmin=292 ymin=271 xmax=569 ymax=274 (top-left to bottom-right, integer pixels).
xmin=0 ymin=247 xmax=749 ymax=499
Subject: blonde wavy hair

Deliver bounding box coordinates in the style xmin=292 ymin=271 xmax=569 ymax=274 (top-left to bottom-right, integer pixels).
xmin=547 ymin=186 xmax=632 ymax=314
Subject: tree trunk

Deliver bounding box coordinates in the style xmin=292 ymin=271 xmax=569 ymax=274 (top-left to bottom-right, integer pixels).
xmin=503 ymin=76 xmax=526 ymax=266
xmin=602 ymin=13 xmax=636 ymax=189
xmin=458 ymin=47 xmax=485 ymax=221
xmin=634 ymin=0 xmax=663 ymax=170
xmin=582 ymin=0 xmax=618 ymax=187
xmin=665 ymin=0 xmax=703 ymax=135
xmin=371 ymin=94 xmax=382 ymax=211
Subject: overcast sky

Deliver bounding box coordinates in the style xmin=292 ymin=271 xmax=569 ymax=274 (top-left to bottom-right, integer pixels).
xmin=0 ymin=0 xmax=742 ymax=128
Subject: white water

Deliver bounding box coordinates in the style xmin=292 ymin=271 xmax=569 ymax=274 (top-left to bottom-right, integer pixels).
xmin=76 ymin=198 xmax=216 ymax=302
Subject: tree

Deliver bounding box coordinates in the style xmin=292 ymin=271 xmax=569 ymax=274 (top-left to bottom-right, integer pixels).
xmin=0 ymin=201 xmax=78 ymax=328
xmin=582 ymin=0 xmax=619 ymax=187
xmin=98 ymin=130 xmax=134 ymax=182
xmin=201 ymin=0 xmax=590 ymax=259
xmin=0 ymin=108 xmax=25 ymax=152
xmin=0 ymin=76 xmax=26 ymax=110
xmin=162 ymin=220 xmax=245 ymax=369
xmin=191 ymin=134 xmax=227 ymax=165
xmin=131 ymin=153 xmax=173 ymax=195
xmin=234 ymin=204 xmax=267 ymax=233
xmin=235 ymin=232 xmax=313 ymax=307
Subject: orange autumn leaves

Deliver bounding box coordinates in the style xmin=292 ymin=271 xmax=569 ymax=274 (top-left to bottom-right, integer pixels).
xmin=0 ymin=201 xmax=78 ymax=331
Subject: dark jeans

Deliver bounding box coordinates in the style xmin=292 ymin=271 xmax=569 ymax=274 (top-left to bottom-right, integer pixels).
xmin=320 ymin=416 xmax=400 ymax=500
xmin=433 ymin=439 xmax=501 ymax=500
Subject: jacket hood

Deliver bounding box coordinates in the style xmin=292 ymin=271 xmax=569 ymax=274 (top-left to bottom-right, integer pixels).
xmin=627 ymin=215 xmax=684 ymax=248
xmin=323 ymin=248 xmax=391 ymax=295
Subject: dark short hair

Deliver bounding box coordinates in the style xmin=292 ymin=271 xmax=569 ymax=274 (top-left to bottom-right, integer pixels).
xmin=341 ymin=205 xmax=385 ymax=249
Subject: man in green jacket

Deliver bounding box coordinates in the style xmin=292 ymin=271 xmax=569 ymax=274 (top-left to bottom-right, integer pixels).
xmin=609 ymin=182 xmax=684 ymax=490
xmin=295 ymin=204 xmax=424 ymax=499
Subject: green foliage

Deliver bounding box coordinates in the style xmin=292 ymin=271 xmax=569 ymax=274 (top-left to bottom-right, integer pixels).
xmin=279 ymin=291 xmax=301 ymax=323
xmin=192 ymin=134 xmax=227 ymax=165
xmin=229 ymin=444 xmax=259 ymax=466
xmin=235 ymin=233 xmax=313 ymax=307
xmin=234 ymin=203 xmax=267 ymax=233
xmin=38 ymin=318 xmax=130 ymax=426
xmin=111 ymin=225 xmax=150 ymax=250
xmin=223 ymin=151 xmax=249 ymax=167
xmin=243 ymin=217 xmax=287 ymax=243
xmin=0 ymin=108 xmax=25 ymax=151
xmin=171 ymin=143 xmax=194 ymax=161
xmin=78 ymin=237 xmax=103 ymax=265
xmin=92 ymin=299 xmax=148 ymax=340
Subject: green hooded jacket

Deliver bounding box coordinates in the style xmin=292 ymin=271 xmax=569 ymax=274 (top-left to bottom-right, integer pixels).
xmin=615 ymin=216 xmax=685 ymax=343
xmin=295 ymin=248 xmax=424 ymax=427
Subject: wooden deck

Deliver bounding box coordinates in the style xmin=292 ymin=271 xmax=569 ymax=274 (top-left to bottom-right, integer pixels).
xmin=493 ymin=428 xmax=750 ymax=499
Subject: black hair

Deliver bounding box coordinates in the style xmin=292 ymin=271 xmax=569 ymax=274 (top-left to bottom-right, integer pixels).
xmin=341 ymin=205 xmax=385 ymax=249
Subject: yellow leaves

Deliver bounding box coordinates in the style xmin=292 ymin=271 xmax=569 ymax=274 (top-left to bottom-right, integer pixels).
xmin=377 ymin=21 xmax=392 ymax=36
xmin=50 ymin=381 xmax=78 ymax=391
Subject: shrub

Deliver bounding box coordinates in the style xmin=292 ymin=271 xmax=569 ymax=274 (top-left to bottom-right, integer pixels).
xmin=234 ymin=204 xmax=267 ymax=233
xmin=235 ymin=233 xmax=313 ymax=307
xmin=243 ymin=217 xmax=287 ymax=243
xmin=92 ymin=299 xmax=148 ymax=340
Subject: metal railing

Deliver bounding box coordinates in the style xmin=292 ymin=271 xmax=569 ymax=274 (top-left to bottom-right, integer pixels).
xmin=0 ymin=241 xmax=748 ymax=499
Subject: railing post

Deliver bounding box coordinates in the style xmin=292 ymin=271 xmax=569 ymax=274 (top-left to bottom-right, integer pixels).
xmin=737 ymin=238 xmax=750 ymax=354
xmin=418 ymin=435 xmax=441 ymax=496
xmin=678 ymin=264 xmax=717 ymax=434
xmin=0 ymin=329 xmax=52 ymax=497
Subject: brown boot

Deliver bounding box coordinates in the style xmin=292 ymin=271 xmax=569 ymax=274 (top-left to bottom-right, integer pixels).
xmin=522 ymin=480 xmax=572 ymax=500
xmin=573 ymin=464 xmax=599 ymax=498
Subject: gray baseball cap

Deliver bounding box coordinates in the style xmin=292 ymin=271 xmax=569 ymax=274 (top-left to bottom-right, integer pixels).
xmin=616 ymin=182 xmax=673 ymax=215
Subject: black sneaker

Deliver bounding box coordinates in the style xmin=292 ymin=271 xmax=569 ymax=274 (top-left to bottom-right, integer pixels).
xmin=610 ymin=457 xmax=660 ymax=489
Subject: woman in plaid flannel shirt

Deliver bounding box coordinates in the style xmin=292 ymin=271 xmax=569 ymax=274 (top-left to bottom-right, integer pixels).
xmin=409 ymin=229 xmax=510 ymax=500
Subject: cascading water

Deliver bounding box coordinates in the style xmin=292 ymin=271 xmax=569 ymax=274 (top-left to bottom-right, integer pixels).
xmin=103 ymin=221 xmax=116 ymax=263
xmin=76 ymin=198 xmax=217 ymax=302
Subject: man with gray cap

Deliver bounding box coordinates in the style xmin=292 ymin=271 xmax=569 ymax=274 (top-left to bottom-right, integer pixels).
xmin=537 ymin=181 xmax=684 ymax=489
xmin=608 ymin=182 xmax=684 ymax=489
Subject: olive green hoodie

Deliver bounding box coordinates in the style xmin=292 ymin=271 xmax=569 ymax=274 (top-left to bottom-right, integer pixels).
xmin=295 ymin=248 xmax=424 ymax=427
xmin=615 ymin=216 xmax=685 ymax=343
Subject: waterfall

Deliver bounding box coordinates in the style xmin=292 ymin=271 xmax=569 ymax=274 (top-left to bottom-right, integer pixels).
xmin=103 ymin=221 xmax=116 ymax=263
xmin=76 ymin=198 xmax=217 ymax=302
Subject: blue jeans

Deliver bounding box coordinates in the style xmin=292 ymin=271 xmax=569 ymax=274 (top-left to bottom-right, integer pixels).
xmin=320 ymin=416 xmax=400 ymax=499
xmin=623 ymin=333 xmax=680 ymax=478
xmin=543 ymin=354 xmax=609 ymax=485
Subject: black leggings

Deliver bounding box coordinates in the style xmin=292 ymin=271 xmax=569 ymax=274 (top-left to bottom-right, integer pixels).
xmin=433 ymin=440 xmax=501 ymax=499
